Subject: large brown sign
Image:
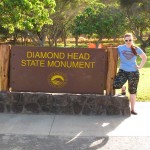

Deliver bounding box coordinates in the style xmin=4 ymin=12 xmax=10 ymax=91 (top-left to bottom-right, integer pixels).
xmin=10 ymin=46 xmax=107 ymax=94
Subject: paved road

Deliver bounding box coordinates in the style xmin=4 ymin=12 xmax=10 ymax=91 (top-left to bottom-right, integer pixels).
xmin=0 ymin=102 xmax=150 ymax=150
xmin=0 ymin=135 xmax=150 ymax=150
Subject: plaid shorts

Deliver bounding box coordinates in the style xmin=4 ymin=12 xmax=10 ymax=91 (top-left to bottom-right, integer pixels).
xmin=113 ymin=69 xmax=139 ymax=94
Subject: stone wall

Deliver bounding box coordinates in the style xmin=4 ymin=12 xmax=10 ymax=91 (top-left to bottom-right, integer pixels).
xmin=0 ymin=92 xmax=130 ymax=115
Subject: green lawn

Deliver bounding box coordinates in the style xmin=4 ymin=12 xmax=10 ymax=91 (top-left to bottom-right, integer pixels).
xmin=137 ymin=48 xmax=150 ymax=101
xmin=137 ymin=68 xmax=150 ymax=101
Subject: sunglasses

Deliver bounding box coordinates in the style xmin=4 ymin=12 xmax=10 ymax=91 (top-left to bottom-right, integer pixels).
xmin=125 ymin=39 xmax=132 ymax=42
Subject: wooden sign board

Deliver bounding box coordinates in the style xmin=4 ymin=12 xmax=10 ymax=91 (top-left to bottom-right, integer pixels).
xmin=10 ymin=46 xmax=107 ymax=94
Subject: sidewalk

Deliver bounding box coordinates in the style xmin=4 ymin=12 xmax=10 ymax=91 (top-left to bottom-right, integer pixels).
xmin=0 ymin=102 xmax=150 ymax=149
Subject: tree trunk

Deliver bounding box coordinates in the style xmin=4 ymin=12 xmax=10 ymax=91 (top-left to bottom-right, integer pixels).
xmin=64 ymin=38 xmax=67 ymax=47
xmin=96 ymin=38 xmax=102 ymax=48
xmin=75 ymin=36 xmax=78 ymax=47
xmin=133 ymin=32 xmax=148 ymax=53
xmin=141 ymin=42 xmax=146 ymax=53
xmin=48 ymin=38 xmax=54 ymax=47
xmin=54 ymin=39 xmax=57 ymax=47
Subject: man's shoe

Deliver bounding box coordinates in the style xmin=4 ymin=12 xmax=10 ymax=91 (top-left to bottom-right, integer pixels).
xmin=131 ymin=110 xmax=138 ymax=115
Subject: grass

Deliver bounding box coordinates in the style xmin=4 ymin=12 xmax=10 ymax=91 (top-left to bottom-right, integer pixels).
xmin=137 ymin=68 xmax=150 ymax=101
xmin=133 ymin=50 xmax=150 ymax=101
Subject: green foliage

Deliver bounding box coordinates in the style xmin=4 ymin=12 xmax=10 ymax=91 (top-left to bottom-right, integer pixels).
xmin=72 ymin=3 xmax=127 ymax=43
xmin=0 ymin=26 xmax=10 ymax=41
xmin=72 ymin=3 xmax=104 ymax=36
xmin=119 ymin=0 xmax=150 ymax=51
xmin=0 ymin=0 xmax=149 ymax=49
xmin=0 ymin=0 xmax=56 ymax=33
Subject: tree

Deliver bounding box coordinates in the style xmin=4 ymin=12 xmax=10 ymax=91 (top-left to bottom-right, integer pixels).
xmin=0 ymin=0 xmax=56 ymax=46
xmin=72 ymin=2 xmax=127 ymax=47
xmin=0 ymin=26 xmax=10 ymax=42
xmin=47 ymin=0 xmax=89 ymax=47
xmin=119 ymin=0 xmax=150 ymax=52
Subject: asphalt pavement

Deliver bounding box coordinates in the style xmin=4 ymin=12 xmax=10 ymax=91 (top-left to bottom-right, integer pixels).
xmin=0 ymin=102 xmax=150 ymax=150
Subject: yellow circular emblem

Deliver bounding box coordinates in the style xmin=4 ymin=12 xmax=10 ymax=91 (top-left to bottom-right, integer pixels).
xmin=48 ymin=72 xmax=67 ymax=88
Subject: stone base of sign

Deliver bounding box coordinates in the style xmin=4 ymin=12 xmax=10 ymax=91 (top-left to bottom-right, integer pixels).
xmin=0 ymin=92 xmax=130 ymax=116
